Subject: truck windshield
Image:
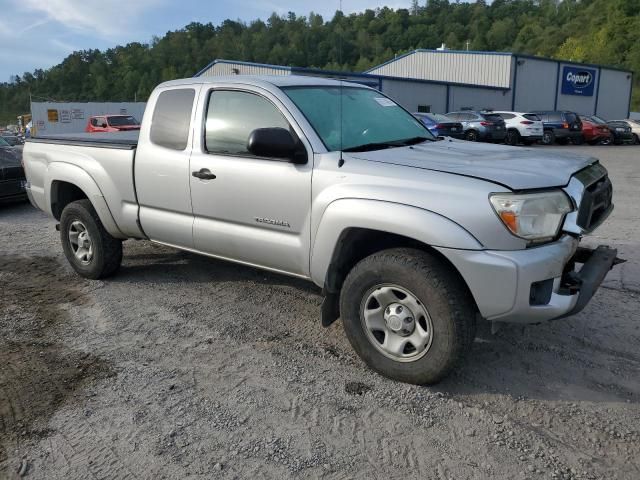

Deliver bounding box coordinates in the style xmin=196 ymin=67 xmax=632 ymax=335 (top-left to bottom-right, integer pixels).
xmin=108 ymin=116 xmax=139 ymax=126
xmin=282 ymin=86 xmax=435 ymax=152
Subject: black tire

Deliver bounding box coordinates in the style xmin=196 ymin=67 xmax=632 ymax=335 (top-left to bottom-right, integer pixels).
xmin=465 ymin=130 xmax=479 ymax=142
xmin=505 ymin=129 xmax=520 ymax=146
xmin=340 ymin=248 xmax=476 ymax=385
xmin=588 ymin=139 xmax=600 ymax=146
xmin=541 ymin=130 xmax=555 ymax=145
xmin=60 ymin=199 xmax=123 ymax=279
xmin=571 ymin=135 xmax=584 ymax=145
xmin=634 ymin=134 xmax=639 ymax=145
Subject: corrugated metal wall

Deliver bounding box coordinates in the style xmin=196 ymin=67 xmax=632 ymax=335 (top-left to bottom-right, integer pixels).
xmin=448 ymin=86 xmax=512 ymax=113
xmin=31 ymin=102 xmax=147 ymax=135
xmin=200 ymin=62 xmax=291 ymax=77
xmin=596 ymin=69 xmax=632 ymax=120
xmin=380 ymin=79 xmax=447 ymax=113
xmin=513 ymin=57 xmax=557 ymax=113
xmin=367 ymin=51 xmax=512 ymax=89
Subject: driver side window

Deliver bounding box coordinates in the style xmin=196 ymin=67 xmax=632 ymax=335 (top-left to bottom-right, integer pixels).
xmin=205 ymin=90 xmax=290 ymax=156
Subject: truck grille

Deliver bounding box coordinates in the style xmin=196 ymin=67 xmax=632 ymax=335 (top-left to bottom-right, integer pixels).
xmin=576 ymin=174 xmax=613 ymax=232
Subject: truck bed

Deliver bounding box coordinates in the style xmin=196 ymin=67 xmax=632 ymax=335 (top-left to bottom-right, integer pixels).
xmin=28 ymin=131 xmax=139 ymax=150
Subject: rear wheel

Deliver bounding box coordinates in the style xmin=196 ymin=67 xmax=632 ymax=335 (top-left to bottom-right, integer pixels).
xmin=60 ymin=199 xmax=123 ymax=279
xmin=541 ymin=130 xmax=555 ymax=145
xmin=465 ymin=130 xmax=479 ymax=142
xmin=505 ymin=129 xmax=520 ymax=146
xmin=340 ymin=248 xmax=476 ymax=385
xmin=634 ymin=134 xmax=639 ymax=145
xmin=572 ymin=135 xmax=584 ymax=145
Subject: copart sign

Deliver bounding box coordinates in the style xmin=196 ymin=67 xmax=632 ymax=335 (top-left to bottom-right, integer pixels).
xmin=561 ymin=66 xmax=596 ymax=96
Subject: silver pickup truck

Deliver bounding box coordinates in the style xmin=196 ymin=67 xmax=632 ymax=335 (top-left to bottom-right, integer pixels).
xmin=23 ymin=75 xmax=620 ymax=384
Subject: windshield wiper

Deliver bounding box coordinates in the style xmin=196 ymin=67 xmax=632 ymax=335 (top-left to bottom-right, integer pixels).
xmin=343 ymin=136 xmax=431 ymax=153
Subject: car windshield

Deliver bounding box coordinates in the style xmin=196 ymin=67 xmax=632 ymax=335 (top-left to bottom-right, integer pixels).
xmin=1 ymin=136 xmax=17 ymax=145
xmin=589 ymin=115 xmax=607 ymax=124
xmin=107 ymin=116 xmax=139 ymax=126
xmin=0 ymin=137 xmax=10 ymax=147
xmin=282 ymin=86 xmax=435 ymax=152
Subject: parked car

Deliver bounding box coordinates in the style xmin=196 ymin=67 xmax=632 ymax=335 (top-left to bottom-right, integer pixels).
xmin=493 ymin=111 xmax=543 ymax=145
xmin=607 ymin=119 xmax=640 ymax=144
xmin=0 ymin=136 xmax=26 ymax=203
xmin=606 ymin=121 xmax=634 ymax=144
xmin=413 ymin=113 xmax=464 ymax=139
xmin=85 ymin=115 xmax=141 ymax=133
xmin=579 ymin=115 xmax=613 ymax=145
xmin=531 ymin=111 xmax=583 ymax=145
xmin=23 ymin=76 xmax=620 ymax=385
xmin=1 ymin=135 xmax=25 ymax=147
xmin=445 ymin=111 xmax=507 ymax=142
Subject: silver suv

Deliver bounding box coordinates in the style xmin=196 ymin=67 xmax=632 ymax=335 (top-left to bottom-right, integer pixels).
xmin=446 ymin=111 xmax=507 ymax=142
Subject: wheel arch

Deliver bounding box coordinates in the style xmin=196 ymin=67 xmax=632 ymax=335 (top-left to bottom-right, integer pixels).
xmin=47 ymin=162 xmax=125 ymax=239
xmin=311 ymin=199 xmax=483 ymax=326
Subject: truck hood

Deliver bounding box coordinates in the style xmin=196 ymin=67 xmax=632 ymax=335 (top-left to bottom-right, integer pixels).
xmin=348 ymin=139 xmax=596 ymax=190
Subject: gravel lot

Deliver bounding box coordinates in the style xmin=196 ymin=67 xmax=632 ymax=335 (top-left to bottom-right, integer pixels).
xmin=1 ymin=145 xmax=639 ymax=480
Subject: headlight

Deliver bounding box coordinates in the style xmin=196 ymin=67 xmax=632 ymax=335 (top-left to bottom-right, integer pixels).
xmin=489 ymin=191 xmax=573 ymax=243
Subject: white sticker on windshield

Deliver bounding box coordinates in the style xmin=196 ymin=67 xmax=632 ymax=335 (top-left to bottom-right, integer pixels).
xmin=374 ymin=97 xmax=396 ymax=107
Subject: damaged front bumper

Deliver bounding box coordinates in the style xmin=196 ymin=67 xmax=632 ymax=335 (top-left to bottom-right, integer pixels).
xmin=437 ymin=237 xmax=624 ymax=324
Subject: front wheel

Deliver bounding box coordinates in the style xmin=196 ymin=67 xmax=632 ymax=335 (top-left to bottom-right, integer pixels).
xmin=340 ymin=248 xmax=476 ymax=385
xmin=60 ymin=199 xmax=123 ymax=279
xmin=505 ymin=129 xmax=520 ymax=146
xmin=633 ymin=134 xmax=639 ymax=145
xmin=465 ymin=130 xmax=479 ymax=142
xmin=541 ymin=130 xmax=555 ymax=145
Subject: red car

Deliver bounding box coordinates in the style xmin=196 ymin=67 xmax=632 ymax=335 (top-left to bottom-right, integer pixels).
xmin=85 ymin=115 xmax=141 ymax=133
xmin=579 ymin=115 xmax=612 ymax=145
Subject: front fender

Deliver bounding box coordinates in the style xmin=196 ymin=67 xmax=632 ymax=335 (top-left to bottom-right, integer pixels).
xmin=310 ymin=198 xmax=483 ymax=287
xmin=46 ymin=162 xmax=125 ymax=239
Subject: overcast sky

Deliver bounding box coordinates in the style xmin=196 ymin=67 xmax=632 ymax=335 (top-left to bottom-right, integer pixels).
xmin=0 ymin=0 xmax=414 ymax=82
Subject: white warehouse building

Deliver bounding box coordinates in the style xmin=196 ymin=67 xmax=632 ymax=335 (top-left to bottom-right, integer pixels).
xmin=196 ymin=49 xmax=633 ymax=120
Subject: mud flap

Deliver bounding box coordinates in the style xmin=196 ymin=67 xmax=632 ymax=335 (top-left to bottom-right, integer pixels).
xmin=321 ymin=292 xmax=340 ymax=327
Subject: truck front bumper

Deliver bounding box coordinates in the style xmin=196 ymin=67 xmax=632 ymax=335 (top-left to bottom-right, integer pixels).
xmin=436 ymin=236 xmax=621 ymax=324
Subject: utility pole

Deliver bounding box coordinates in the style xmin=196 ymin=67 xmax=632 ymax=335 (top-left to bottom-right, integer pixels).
xmin=466 ymin=40 xmax=470 ymax=51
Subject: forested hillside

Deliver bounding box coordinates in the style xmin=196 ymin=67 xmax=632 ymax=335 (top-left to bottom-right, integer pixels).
xmin=1 ymin=0 xmax=639 ymax=123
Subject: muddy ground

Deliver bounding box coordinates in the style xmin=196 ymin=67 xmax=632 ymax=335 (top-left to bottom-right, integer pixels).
xmin=0 ymin=145 xmax=639 ymax=479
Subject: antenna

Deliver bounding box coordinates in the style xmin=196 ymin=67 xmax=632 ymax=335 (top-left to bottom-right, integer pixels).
xmin=338 ymin=0 xmax=344 ymax=167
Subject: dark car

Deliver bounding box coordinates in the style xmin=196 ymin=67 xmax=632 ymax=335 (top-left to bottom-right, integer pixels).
xmin=1 ymin=135 xmax=24 ymax=147
xmin=0 ymin=137 xmax=26 ymax=203
xmin=413 ymin=113 xmax=464 ymax=139
xmin=606 ymin=121 xmax=634 ymax=145
xmin=445 ymin=111 xmax=507 ymax=142
xmin=531 ymin=111 xmax=583 ymax=145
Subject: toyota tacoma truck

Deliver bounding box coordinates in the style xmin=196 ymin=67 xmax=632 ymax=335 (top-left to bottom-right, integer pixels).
xmin=22 ymin=76 xmax=620 ymax=385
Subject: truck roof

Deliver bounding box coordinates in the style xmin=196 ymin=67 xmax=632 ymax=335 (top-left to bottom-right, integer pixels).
xmin=157 ymin=74 xmax=369 ymax=90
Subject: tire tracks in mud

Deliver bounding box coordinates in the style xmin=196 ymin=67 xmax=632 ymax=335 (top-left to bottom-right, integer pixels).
xmin=0 ymin=255 xmax=115 ymax=478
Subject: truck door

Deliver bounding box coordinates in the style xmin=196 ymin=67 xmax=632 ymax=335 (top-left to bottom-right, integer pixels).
xmin=188 ymin=87 xmax=313 ymax=277
xmin=135 ymin=86 xmax=199 ymax=248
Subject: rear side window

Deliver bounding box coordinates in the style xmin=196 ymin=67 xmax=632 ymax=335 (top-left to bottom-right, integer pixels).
xmin=498 ymin=113 xmax=515 ymax=120
xmin=150 ymin=88 xmax=196 ymax=150
xmin=548 ymin=112 xmax=562 ymax=122
xmin=523 ymin=114 xmax=541 ymax=121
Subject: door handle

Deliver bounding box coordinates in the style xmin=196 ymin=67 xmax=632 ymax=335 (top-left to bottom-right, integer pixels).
xmin=192 ymin=168 xmax=216 ymax=180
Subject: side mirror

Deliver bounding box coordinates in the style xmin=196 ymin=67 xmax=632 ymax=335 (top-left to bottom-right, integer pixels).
xmin=101 ymin=123 xmax=108 ymax=128
xmin=247 ymin=127 xmax=306 ymax=164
